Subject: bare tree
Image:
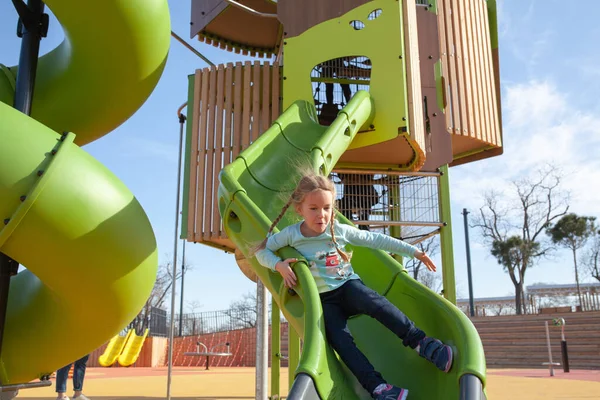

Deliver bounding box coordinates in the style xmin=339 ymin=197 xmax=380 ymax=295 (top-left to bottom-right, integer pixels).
xmin=472 ymin=165 xmax=569 ymax=314
xmin=186 ymin=300 xmax=204 ymax=314
xmin=224 ymin=291 xmax=260 ymax=329
xmin=418 ymin=270 xmax=443 ymax=293
xmin=130 ymin=260 xmax=186 ymax=333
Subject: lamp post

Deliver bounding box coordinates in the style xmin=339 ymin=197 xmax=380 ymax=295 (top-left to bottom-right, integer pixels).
xmin=462 ymin=208 xmax=475 ymax=317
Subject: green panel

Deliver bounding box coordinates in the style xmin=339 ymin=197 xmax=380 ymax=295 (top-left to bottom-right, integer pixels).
xmin=435 ymin=60 xmax=445 ymax=112
xmin=219 ymin=93 xmax=486 ymax=399
xmin=427 ymin=0 xmax=438 ymax=15
xmin=0 ymin=64 xmax=15 ymax=106
xmin=288 ymin=324 xmax=301 ymax=389
xmin=487 ymin=0 xmax=499 ymax=50
xmin=180 ymin=74 xmax=195 ymax=239
xmin=439 ymin=164 xmax=457 ymax=304
xmin=282 ymin=0 xmax=410 ymax=151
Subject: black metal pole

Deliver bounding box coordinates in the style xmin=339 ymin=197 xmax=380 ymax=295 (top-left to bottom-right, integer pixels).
xmin=0 ymin=0 xmax=47 ymax=373
xmin=561 ymin=340 xmax=570 ymax=373
xmin=178 ymin=240 xmax=186 ymax=337
xmin=0 ymin=258 xmax=19 ymax=362
xmin=13 ymin=0 xmax=47 ymax=113
xmin=462 ymin=208 xmax=475 ymax=317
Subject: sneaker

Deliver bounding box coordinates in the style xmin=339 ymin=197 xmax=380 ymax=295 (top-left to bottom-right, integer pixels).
xmin=417 ymin=337 xmax=453 ymax=372
xmin=73 ymin=395 xmax=90 ymax=400
xmin=373 ymin=384 xmax=409 ymax=400
xmin=56 ymin=397 xmax=69 ymax=400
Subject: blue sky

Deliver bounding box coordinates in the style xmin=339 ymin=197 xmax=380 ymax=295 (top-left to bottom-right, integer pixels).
xmin=1 ymin=1 xmax=598 ymax=313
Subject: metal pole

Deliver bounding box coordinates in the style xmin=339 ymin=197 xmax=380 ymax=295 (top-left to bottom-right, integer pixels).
xmin=557 ymin=318 xmax=570 ymax=373
xmin=13 ymin=0 xmax=46 ymax=113
xmin=178 ymin=239 xmax=186 ymax=337
xmin=0 ymin=1 xmax=47 ymax=385
xmin=544 ymin=321 xmax=555 ymax=377
xmin=170 ymin=31 xmax=215 ymax=67
xmin=462 ymin=209 xmax=475 ymax=317
xmin=166 ymin=106 xmax=187 ymax=400
xmin=255 ymin=280 xmax=268 ymax=400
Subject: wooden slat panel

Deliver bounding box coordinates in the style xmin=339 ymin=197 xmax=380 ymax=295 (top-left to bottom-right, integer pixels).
xmin=241 ymin=61 xmax=252 ymax=150
xmin=473 ymin=0 xmax=486 ymax=142
xmin=439 ymin=0 xmax=460 ymax=134
xmin=232 ymin=62 xmax=244 ymax=160
xmin=251 ymin=60 xmax=261 ymax=142
xmin=212 ymin=64 xmax=225 ymax=238
xmin=261 ymin=62 xmax=271 ymax=135
xmin=402 ymin=0 xmax=425 ymax=160
xmin=467 ymin=0 xmax=487 ymax=143
xmin=481 ymin=2 xmax=501 ymax=146
xmin=194 ymin=69 xmax=210 ymax=242
xmin=189 ymin=61 xmax=284 ymax=245
xmin=474 ymin=0 xmax=494 ymax=146
xmin=203 ymin=67 xmax=218 ymax=241
xmin=271 ymin=62 xmax=280 ymax=122
xmin=449 ymin=0 xmax=468 ymax=136
xmin=188 ymin=70 xmax=202 ymax=241
xmin=457 ymin=0 xmax=476 ymax=139
xmin=220 ymin=63 xmax=232 ymax=242
xmin=224 ymin=63 xmax=234 ymax=165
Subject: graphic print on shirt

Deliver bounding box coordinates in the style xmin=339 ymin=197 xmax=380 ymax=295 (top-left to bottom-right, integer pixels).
xmin=315 ymin=243 xmax=353 ymax=280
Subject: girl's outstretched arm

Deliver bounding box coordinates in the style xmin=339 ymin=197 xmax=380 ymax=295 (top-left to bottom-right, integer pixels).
xmin=339 ymin=222 xmax=422 ymax=260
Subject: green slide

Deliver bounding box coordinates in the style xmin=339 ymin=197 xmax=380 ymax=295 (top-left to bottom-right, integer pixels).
xmin=0 ymin=0 xmax=170 ymax=384
xmin=219 ymin=91 xmax=487 ymax=399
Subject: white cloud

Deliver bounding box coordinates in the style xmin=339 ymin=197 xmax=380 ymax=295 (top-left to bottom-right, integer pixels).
xmin=452 ymin=80 xmax=600 ymax=218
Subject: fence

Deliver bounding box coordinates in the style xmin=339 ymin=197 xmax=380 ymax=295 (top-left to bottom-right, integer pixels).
xmin=174 ymin=309 xmax=259 ymax=337
xmin=144 ymin=307 xmax=289 ymax=367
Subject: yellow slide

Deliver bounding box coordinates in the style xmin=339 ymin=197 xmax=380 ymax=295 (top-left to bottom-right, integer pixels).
xmin=98 ymin=330 xmax=133 ymax=367
xmin=117 ymin=329 xmax=149 ymax=367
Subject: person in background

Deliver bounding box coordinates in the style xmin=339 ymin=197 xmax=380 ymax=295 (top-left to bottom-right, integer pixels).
xmin=55 ymin=354 xmax=90 ymax=400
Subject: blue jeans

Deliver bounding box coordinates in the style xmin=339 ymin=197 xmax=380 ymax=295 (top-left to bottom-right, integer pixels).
xmin=320 ymin=279 xmax=425 ymax=395
xmin=56 ymin=354 xmax=89 ymax=393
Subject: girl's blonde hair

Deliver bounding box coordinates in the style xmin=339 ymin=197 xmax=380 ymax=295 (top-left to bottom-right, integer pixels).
xmin=255 ymin=172 xmax=350 ymax=262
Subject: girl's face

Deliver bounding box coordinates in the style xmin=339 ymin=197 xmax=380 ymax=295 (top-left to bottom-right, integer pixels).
xmin=296 ymin=189 xmax=334 ymax=237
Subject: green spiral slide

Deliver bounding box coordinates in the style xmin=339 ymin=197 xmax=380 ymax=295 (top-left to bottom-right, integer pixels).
xmin=219 ymin=91 xmax=488 ymax=399
xmin=0 ymin=0 xmax=170 ymax=384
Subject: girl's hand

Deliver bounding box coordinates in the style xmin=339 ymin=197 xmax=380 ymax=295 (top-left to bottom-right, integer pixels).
xmin=415 ymin=251 xmax=437 ymax=272
xmin=275 ymin=258 xmax=298 ymax=287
